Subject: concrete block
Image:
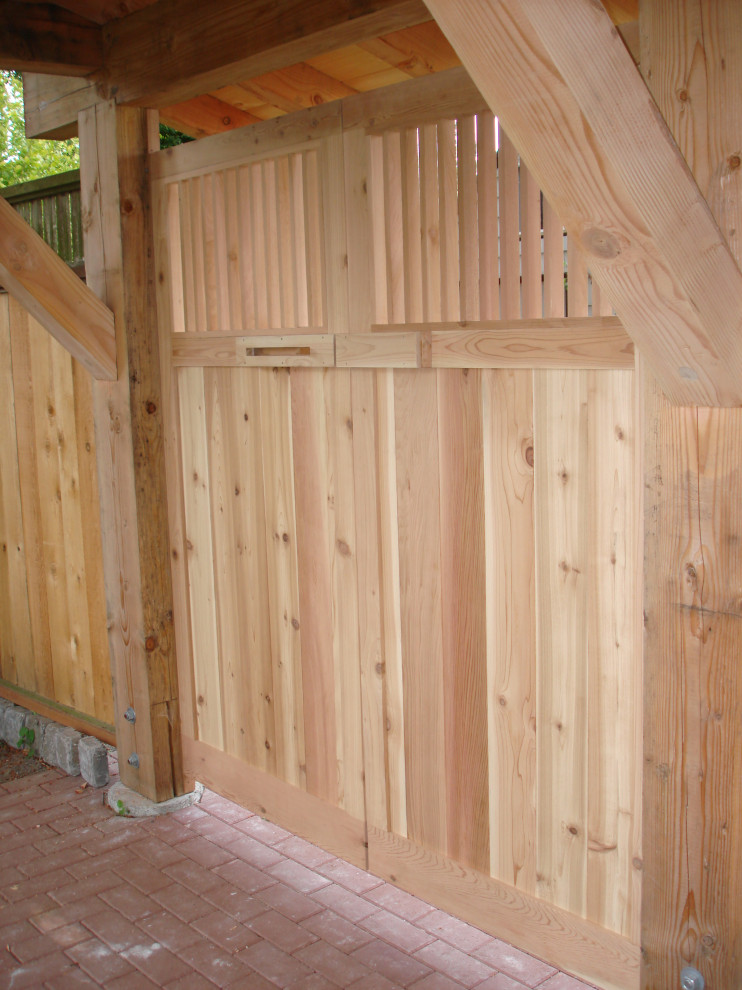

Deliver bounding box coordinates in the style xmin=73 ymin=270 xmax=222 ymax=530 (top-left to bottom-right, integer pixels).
xmin=40 ymin=722 xmax=63 ymax=765
xmin=22 ymin=713 xmax=53 ymax=756
xmin=55 ymin=727 xmax=82 ymax=776
xmin=0 ymin=703 xmax=14 ymax=745
xmin=78 ymin=736 xmax=109 ymax=788
xmin=3 ymin=706 xmax=29 ymax=748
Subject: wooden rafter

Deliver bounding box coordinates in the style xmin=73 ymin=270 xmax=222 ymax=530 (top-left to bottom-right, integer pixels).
xmin=101 ymin=0 xmax=430 ymax=108
xmin=0 ymin=194 xmax=116 ymax=379
xmin=0 ymin=1 xmax=103 ymax=75
xmin=427 ymin=0 xmax=742 ymax=406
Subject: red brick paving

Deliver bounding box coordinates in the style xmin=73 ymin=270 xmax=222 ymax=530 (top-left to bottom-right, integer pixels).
xmin=0 ymin=754 xmax=599 ymax=989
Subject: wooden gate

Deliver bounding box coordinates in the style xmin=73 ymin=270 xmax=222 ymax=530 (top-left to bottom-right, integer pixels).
xmin=151 ymin=69 xmax=641 ymax=990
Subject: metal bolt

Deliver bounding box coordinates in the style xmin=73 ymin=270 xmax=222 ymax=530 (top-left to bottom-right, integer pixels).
xmin=680 ymin=967 xmax=704 ymax=990
xmin=127 ymin=753 xmax=140 ymax=769
xmin=123 ymin=707 xmax=136 ymax=723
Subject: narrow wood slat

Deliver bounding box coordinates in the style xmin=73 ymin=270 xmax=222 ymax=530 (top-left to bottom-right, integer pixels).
xmin=71 ymin=359 xmax=113 ymax=724
xmin=326 ymin=371 xmax=364 ymax=819
xmin=567 ymin=234 xmax=589 ymax=317
xmin=586 ymin=370 xmax=641 ymax=939
xmin=178 ymin=180 xmax=198 ymax=333
xmin=483 ymin=368 xmax=537 ymax=892
xmin=383 ymin=131 xmax=406 ymax=323
xmin=320 ymin=130 xmax=349 ymax=333
xmin=457 ymin=115 xmax=480 ymax=321
xmin=0 ymin=298 xmax=34 ymax=691
xmin=291 ymin=369 xmax=338 ymax=805
xmin=351 ymin=370 xmax=387 ymax=830
xmin=262 ymin=159 xmax=283 ymax=329
xmin=402 ymin=127 xmax=424 ymax=323
xmin=30 ymin=321 xmax=74 ymax=710
xmin=438 ymin=368 xmax=489 ymax=873
xmin=222 ymin=169 xmax=243 ymax=330
xmin=250 ymin=163 xmax=270 ymax=328
xmin=520 ymin=166 xmax=542 ymax=319
xmin=276 ymin=155 xmax=297 ymax=329
xmin=542 ymin=198 xmax=565 ymax=319
xmin=438 ymin=119 xmax=460 ymax=321
xmin=259 ymin=368 xmax=306 ymax=789
xmin=343 ymin=129 xmax=373 ymax=334
xmin=376 ymin=369 xmax=407 ymax=837
xmin=200 ymin=172 xmax=220 ymax=331
xmin=477 ymin=112 xmax=500 ymax=320
xmin=290 ymin=154 xmax=309 ymax=328
xmin=394 ymin=369 xmax=446 ymax=852
xmin=177 ymin=366 xmax=223 ymax=748
xmin=498 ymin=130 xmax=521 ymax=320
xmin=189 ymin=177 xmax=209 ymax=333
xmin=368 ymin=136 xmax=389 ymax=325
xmin=419 ymin=122 xmax=442 ymax=323
xmin=534 ymin=370 xmax=589 ymax=917
xmin=237 ymin=165 xmax=257 ymax=330
xmin=210 ymin=171 xmax=231 ymax=331
xmin=303 ymin=150 xmax=325 ymax=329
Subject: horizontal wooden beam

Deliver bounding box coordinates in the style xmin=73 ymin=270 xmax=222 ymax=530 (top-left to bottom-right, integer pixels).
xmin=183 ymin=736 xmax=367 ymax=869
xmin=0 ymin=681 xmax=115 ymax=745
xmin=427 ymin=0 xmax=742 ymax=405
xmin=368 ymin=827 xmax=639 ymax=990
xmin=0 ymin=195 xmax=116 ymax=380
xmin=0 ymin=2 xmax=103 ymax=75
xmin=22 ymin=72 xmax=99 ymax=139
xmin=169 ymin=319 xmax=633 ymax=370
xmin=101 ymin=0 xmax=430 ymax=108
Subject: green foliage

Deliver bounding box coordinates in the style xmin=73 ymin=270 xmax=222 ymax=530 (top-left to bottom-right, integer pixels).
xmin=115 ymin=798 xmax=127 ymax=816
xmin=17 ymin=725 xmax=35 ymax=757
xmin=159 ymin=124 xmax=194 ymax=149
xmin=0 ymin=72 xmax=79 ymax=187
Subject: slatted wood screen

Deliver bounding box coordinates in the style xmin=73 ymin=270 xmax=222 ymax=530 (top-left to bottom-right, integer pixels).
xmin=152 ymin=79 xmax=640 ymax=990
xmin=0 ymin=293 xmax=114 ymax=732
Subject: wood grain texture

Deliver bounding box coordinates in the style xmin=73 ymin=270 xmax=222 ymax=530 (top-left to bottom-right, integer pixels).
xmin=394 ymin=369 xmax=446 ymax=852
xmin=640 ymin=5 xmax=742 ymax=984
xmin=183 ymin=736 xmax=366 ymax=869
xmin=534 ymin=370 xmax=589 ymax=918
xmin=290 ymin=370 xmax=338 ymax=805
xmin=426 ymin=0 xmax=742 ymax=405
xmin=368 ymin=827 xmax=640 ymax=990
xmin=438 ymin=369 xmax=489 ymax=872
xmin=0 ymin=194 xmax=116 ymax=380
xmin=483 ymin=368 xmax=536 ymax=892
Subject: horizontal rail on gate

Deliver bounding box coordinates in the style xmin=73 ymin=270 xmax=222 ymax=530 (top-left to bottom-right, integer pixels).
xmin=169 ymin=317 xmax=633 ymax=370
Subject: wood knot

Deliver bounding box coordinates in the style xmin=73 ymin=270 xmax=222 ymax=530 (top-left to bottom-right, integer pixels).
xmin=632 ymin=857 xmax=643 ymax=871
xmin=375 ymin=662 xmax=385 ymax=675
xmin=282 ymin=532 xmax=289 ymax=543
xmin=567 ymin=824 xmax=579 ymax=836
xmin=336 ymin=539 xmax=351 ymax=556
xmin=524 ymin=445 xmax=534 ymax=468
xmin=729 ymin=153 xmax=741 ymax=171
xmin=677 ymin=88 xmax=688 ymax=103
xmin=580 ymin=226 xmax=622 ymax=260
xmin=145 ymin=400 xmax=157 ymax=414
xmin=145 ymin=636 xmax=157 ymax=652
xmin=291 ymin=617 xmax=300 ymax=630
xmin=122 ymin=198 xmax=135 ymax=214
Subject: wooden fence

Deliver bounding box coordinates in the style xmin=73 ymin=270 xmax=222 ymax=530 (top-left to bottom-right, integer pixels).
xmin=0 ymin=173 xmax=113 ymax=739
xmin=1 ymin=170 xmax=84 ymax=269
xmin=152 ymin=69 xmax=640 ymax=990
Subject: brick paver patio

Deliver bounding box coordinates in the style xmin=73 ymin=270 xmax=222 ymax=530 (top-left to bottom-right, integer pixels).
xmin=0 ymin=753 xmax=597 ymax=989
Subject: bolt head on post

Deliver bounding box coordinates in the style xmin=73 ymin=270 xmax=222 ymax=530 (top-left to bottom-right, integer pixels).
xmin=680 ymin=967 xmax=704 ymax=990
xmin=127 ymin=753 xmax=140 ymax=769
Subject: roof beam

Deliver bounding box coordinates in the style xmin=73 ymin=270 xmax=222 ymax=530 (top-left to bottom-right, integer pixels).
xmin=0 ymin=194 xmax=116 ymax=379
xmin=427 ymin=0 xmax=742 ymax=405
xmin=0 ymin=1 xmax=103 ymax=75
xmin=100 ymin=0 xmax=430 ymax=107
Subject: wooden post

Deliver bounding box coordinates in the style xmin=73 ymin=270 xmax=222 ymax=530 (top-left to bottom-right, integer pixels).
xmin=78 ymin=101 xmax=183 ymax=802
xmin=640 ymin=2 xmax=742 ymax=986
